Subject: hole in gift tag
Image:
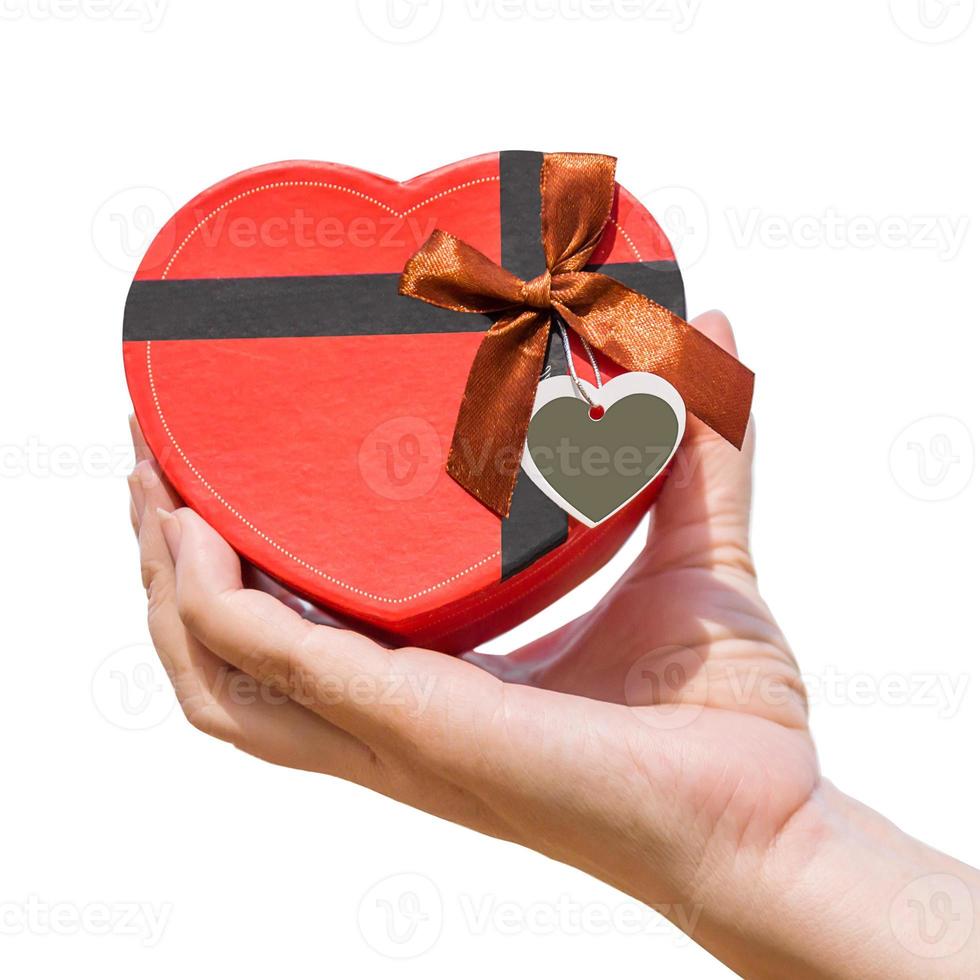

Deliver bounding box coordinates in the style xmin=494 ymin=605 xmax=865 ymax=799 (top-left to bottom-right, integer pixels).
xmin=588 ymin=405 xmax=606 ymax=421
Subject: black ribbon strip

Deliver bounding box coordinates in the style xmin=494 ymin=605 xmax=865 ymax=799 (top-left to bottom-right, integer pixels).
xmin=122 ymin=263 xmax=683 ymax=342
xmin=497 ymin=151 xmax=571 ymax=577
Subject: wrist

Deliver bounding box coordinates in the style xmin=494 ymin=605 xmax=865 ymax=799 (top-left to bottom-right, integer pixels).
xmin=694 ymin=779 xmax=980 ymax=979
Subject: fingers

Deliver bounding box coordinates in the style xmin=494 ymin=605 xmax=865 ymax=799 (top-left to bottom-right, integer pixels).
xmin=128 ymin=414 xmax=177 ymax=537
xmin=134 ymin=465 xmax=225 ymax=710
xmin=160 ymin=507 xmax=417 ymax=739
xmin=129 ymin=414 xmax=182 ymax=512
xmin=129 ymin=465 xmax=381 ymax=784
xmin=128 ymin=421 xmax=598 ymax=815
xmin=160 ymin=508 xmax=530 ymax=773
xmin=140 ymin=494 xmax=663 ymax=845
xmin=126 ymin=414 xmax=514 ymax=791
xmin=129 ymin=413 xmax=151 ymax=464
xmin=692 ymin=308 xmax=738 ymax=357
xmin=648 ymin=310 xmax=757 ymax=566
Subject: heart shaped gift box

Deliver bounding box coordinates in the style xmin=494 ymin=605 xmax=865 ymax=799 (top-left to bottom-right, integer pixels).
xmin=123 ymin=152 xmax=689 ymax=654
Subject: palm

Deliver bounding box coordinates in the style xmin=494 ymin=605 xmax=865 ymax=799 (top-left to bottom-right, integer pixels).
xmin=455 ymin=313 xmax=819 ymax=885
xmin=462 ymin=407 xmax=818 ymax=873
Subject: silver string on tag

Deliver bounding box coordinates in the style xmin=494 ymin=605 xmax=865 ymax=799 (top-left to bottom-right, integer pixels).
xmin=555 ymin=318 xmax=602 ymax=408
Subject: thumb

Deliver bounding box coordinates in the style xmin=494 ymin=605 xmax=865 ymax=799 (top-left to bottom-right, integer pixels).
xmin=648 ymin=310 xmax=756 ymax=565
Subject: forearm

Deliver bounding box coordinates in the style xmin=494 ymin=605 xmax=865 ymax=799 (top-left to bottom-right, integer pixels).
xmin=689 ymin=779 xmax=980 ymax=979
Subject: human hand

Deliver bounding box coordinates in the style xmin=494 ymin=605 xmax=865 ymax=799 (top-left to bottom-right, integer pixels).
xmin=128 ymin=312 xmax=979 ymax=978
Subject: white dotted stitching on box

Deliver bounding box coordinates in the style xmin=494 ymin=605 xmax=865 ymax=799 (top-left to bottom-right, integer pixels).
xmin=147 ymin=340 xmax=499 ymax=603
xmin=611 ymin=219 xmax=643 ymax=262
xmin=148 ymin=173 xmax=638 ymax=601
xmin=161 ymin=177 xmax=500 ymax=280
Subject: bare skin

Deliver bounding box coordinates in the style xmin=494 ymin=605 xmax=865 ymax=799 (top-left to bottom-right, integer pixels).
xmin=128 ymin=312 xmax=979 ymax=978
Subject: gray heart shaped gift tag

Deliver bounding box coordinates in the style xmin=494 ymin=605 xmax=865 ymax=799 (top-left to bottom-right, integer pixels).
xmin=521 ymin=372 xmax=686 ymax=527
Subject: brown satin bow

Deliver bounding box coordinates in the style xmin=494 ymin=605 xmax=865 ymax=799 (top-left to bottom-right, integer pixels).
xmin=399 ymin=152 xmax=754 ymax=519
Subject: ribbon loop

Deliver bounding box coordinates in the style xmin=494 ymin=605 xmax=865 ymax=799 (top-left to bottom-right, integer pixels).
xmin=400 ymin=230 xmax=525 ymax=314
xmin=399 ymin=152 xmax=754 ymax=519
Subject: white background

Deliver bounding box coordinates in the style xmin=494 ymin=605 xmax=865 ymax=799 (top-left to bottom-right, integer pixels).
xmin=2 ymin=1 xmax=978 ymax=976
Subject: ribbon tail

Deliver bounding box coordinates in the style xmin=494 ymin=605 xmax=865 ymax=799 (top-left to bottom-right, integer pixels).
xmin=666 ymin=325 xmax=754 ymax=449
xmin=556 ymin=287 xmax=754 ymax=450
xmin=447 ymin=309 xmax=552 ymax=519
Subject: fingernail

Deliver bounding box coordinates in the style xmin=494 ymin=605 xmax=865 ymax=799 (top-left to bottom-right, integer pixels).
xmin=128 ymin=471 xmax=145 ymax=517
xmin=158 ymin=508 xmax=182 ymax=561
xmin=136 ymin=460 xmax=159 ymax=491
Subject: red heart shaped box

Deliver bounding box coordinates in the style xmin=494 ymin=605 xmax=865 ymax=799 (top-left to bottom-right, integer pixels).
xmin=123 ymin=152 xmax=686 ymax=654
